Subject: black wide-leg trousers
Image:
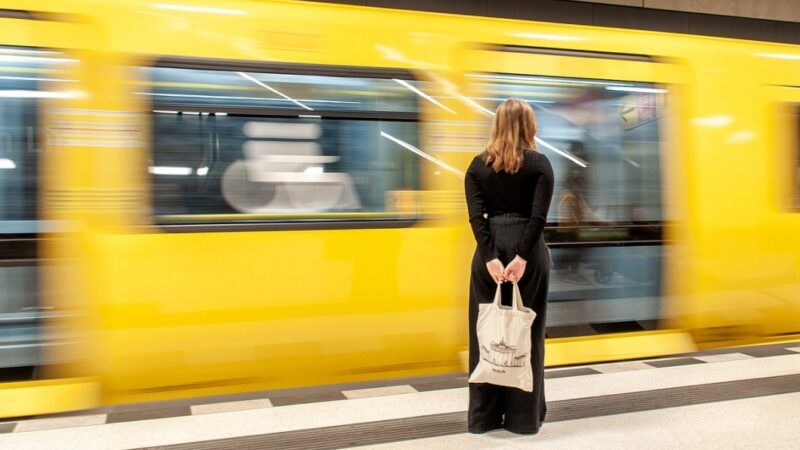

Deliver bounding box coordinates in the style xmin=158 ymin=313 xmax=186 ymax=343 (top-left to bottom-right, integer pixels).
xmin=468 ymin=214 xmax=549 ymax=434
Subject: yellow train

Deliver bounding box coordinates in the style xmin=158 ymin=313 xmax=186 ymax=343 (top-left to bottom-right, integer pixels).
xmin=1 ymin=0 xmax=799 ymax=418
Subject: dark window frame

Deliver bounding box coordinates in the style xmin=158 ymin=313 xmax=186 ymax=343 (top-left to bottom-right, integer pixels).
xmin=147 ymin=57 xmax=423 ymax=233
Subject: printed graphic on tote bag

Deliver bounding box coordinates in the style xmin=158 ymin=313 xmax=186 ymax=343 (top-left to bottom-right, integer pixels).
xmin=480 ymin=338 xmax=528 ymax=370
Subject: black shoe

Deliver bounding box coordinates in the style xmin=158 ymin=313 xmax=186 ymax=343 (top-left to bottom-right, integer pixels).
xmin=468 ymin=424 xmax=503 ymax=434
xmin=503 ymin=425 xmax=540 ymax=435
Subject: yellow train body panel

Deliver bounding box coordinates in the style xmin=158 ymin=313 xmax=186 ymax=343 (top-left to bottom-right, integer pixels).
xmin=0 ymin=0 xmax=798 ymax=416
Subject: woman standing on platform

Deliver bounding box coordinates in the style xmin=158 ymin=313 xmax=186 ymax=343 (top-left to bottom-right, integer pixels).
xmin=464 ymin=98 xmax=554 ymax=434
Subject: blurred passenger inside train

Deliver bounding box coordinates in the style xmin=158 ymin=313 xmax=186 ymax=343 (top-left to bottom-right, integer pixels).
xmin=556 ymin=146 xmax=598 ymax=285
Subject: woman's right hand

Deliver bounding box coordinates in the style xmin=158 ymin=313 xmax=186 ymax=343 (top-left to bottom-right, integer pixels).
xmin=486 ymin=258 xmax=506 ymax=284
xmin=503 ymin=255 xmax=527 ymax=283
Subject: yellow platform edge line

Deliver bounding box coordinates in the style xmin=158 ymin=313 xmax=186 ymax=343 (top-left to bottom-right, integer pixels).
xmin=544 ymin=329 xmax=697 ymax=367
xmin=0 ymin=378 xmax=100 ymax=419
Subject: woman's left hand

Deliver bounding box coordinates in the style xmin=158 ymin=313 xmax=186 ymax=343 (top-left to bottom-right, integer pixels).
xmin=504 ymin=255 xmax=527 ymax=283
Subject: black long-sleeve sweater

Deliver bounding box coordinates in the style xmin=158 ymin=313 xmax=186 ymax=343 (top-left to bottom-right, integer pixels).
xmin=465 ymin=150 xmax=554 ymax=263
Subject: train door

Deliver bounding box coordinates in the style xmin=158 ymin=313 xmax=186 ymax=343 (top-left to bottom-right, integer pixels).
xmin=0 ymin=43 xmax=46 ymax=384
xmin=457 ymin=41 xmax=694 ymax=365
xmin=677 ymin=72 xmax=800 ymax=345
xmin=0 ymin=10 xmax=98 ymax=418
xmin=760 ymin=85 xmax=800 ymax=336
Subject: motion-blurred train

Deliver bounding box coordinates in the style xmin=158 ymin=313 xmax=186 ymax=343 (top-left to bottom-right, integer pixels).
xmin=1 ymin=0 xmax=799 ymax=418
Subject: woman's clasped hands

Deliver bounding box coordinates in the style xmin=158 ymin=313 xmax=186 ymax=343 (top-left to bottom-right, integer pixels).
xmin=486 ymin=255 xmax=527 ymax=284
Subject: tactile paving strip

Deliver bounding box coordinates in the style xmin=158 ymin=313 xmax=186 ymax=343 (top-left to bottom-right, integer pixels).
xmin=136 ymin=372 xmax=800 ymax=450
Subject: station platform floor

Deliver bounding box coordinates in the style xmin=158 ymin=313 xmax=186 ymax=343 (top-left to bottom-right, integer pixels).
xmin=1 ymin=341 xmax=800 ymax=449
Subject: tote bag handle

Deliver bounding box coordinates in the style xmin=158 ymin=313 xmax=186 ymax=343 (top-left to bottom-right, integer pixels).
xmin=491 ymin=282 xmax=527 ymax=312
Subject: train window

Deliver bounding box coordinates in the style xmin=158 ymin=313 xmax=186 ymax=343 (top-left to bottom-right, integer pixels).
xmin=468 ymin=73 xmax=665 ymax=225
xmin=0 ymin=46 xmax=72 ymax=380
xmin=0 ymin=47 xmax=56 ymax=233
xmin=140 ymin=64 xmax=422 ymax=227
xmin=468 ymin=72 xmax=667 ymax=337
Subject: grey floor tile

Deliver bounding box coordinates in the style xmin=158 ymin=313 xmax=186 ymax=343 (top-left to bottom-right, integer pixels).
xmin=739 ymin=346 xmax=798 ymax=358
xmin=269 ymin=391 xmax=346 ymax=407
xmin=645 ymin=357 xmax=706 ymax=368
xmin=106 ymin=406 xmax=191 ymax=424
xmin=410 ymin=377 xmax=467 ymax=392
xmin=545 ymin=367 xmax=601 ymax=379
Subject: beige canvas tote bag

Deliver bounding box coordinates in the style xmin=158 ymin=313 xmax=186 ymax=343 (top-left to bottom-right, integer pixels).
xmin=468 ymin=282 xmax=536 ymax=392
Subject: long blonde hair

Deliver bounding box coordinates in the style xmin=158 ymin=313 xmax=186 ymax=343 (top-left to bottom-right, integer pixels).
xmin=482 ymin=98 xmax=538 ymax=174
